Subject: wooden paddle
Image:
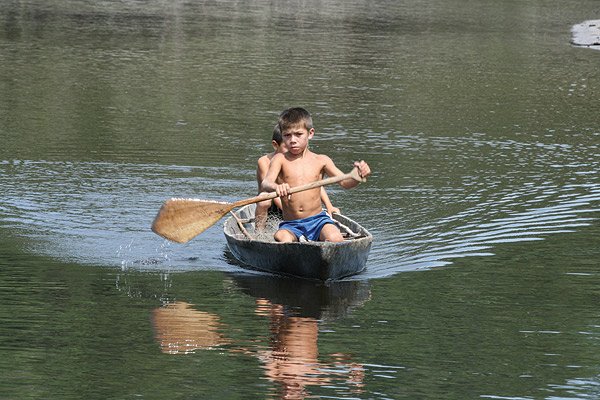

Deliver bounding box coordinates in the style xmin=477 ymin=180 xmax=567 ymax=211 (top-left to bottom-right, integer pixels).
xmin=151 ymin=168 xmax=366 ymax=243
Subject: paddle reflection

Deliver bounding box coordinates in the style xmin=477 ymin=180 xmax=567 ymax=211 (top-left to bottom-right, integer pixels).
xmin=151 ymin=275 xmax=370 ymax=398
xmin=152 ymin=301 xmax=230 ymax=354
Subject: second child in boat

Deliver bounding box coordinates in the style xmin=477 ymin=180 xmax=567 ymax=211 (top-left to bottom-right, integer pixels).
xmin=261 ymin=107 xmax=371 ymax=243
xmin=255 ymin=123 xmax=339 ymax=231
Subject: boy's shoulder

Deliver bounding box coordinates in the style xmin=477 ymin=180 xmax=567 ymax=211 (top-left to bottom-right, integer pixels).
xmin=259 ymin=151 xmax=278 ymax=162
xmin=257 ymin=154 xmax=268 ymax=166
xmin=311 ymin=152 xmax=333 ymax=164
xmin=271 ymin=152 xmax=286 ymax=162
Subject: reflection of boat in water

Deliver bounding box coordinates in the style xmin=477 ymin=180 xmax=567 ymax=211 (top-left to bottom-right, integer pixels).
xmin=224 ymin=204 xmax=373 ymax=281
xmin=228 ymin=272 xmax=371 ymax=320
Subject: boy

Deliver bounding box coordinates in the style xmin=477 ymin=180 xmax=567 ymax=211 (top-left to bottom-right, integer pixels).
xmin=261 ymin=107 xmax=371 ymax=242
xmin=255 ymin=123 xmax=339 ymax=231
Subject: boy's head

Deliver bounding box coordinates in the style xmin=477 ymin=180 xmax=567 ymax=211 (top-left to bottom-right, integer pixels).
xmin=278 ymin=107 xmax=313 ymax=134
xmin=271 ymin=123 xmax=287 ymax=153
xmin=272 ymin=123 xmax=282 ymax=144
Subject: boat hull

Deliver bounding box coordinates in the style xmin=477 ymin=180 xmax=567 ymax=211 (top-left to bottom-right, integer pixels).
xmin=223 ymin=204 xmax=372 ymax=281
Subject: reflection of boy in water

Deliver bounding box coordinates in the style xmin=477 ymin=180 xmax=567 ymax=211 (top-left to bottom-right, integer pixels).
xmin=254 ymin=299 xmax=364 ymax=399
xmin=152 ymin=299 xmax=364 ymax=397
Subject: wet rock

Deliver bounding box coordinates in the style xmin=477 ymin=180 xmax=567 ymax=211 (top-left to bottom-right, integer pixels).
xmin=571 ymin=19 xmax=600 ymax=50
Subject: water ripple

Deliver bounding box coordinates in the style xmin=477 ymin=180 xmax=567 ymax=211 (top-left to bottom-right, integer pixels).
xmin=366 ymin=183 xmax=599 ymax=278
xmin=1 ymin=155 xmax=598 ymax=278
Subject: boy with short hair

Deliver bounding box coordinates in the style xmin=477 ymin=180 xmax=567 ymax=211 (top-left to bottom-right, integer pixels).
xmin=255 ymin=123 xmax=339 ymax=231
xmin=261 ymin=107 xmax=371 ymax=242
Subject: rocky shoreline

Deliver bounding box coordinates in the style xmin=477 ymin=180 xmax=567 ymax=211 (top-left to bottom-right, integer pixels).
xmin=571 ymin=19 xmax=600 ymax=50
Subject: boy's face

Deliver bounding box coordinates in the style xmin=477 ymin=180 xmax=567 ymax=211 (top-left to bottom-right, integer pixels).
xmin=272 ymin=140 xmax=287 ymax=154
xmin=281 ymin=123 xmax=314 ymax=155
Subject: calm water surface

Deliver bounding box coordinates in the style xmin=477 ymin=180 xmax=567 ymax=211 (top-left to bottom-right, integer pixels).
xmin=1 ymin=0 xmax=599 ymax=398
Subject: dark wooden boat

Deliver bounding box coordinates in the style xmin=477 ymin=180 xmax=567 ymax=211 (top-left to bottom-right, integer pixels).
xmin=223 ymin=204 xmax=373 ymax=281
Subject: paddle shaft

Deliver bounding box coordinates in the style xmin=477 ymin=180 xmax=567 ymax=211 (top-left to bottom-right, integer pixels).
xmin=232 ymin=168 xmax=364 ymax=208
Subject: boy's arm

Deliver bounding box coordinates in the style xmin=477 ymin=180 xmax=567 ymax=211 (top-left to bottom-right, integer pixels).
xmin=256 ymin=156 xmax=269 ymax=192
xmin=323 ymin=157 xmax=371 ymax=189
xmin=261 ymin=154 xmax=290 ymax=197
xmin=320 ymin=187 xmax=340 ymax=215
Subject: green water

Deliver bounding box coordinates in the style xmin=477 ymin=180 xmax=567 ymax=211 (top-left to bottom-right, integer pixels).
xmin=1 ymin=0 xmax=599 ymax=398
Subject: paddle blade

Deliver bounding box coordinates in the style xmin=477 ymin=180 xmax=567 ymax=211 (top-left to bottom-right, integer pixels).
xmin=151 ymin=198 xmax=234 ymax=243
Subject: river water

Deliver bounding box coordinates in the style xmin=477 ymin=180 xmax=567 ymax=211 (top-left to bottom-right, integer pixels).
xmin=1 ymin=0 xmax=599 ymax=399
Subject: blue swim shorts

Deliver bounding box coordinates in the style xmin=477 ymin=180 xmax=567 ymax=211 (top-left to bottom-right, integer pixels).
xmin=279 ymin=211 xmax=336 ymax=241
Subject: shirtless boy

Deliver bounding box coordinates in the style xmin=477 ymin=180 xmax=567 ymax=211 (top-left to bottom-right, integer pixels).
xmin=255 ymin=123 xmax=339 ymax=231
xmin=261 ymin=107 xmax=371 ymax=242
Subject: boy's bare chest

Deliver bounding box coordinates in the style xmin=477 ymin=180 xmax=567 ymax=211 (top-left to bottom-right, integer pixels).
xmin=279 ymin=159 xmax=324 ymax=185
